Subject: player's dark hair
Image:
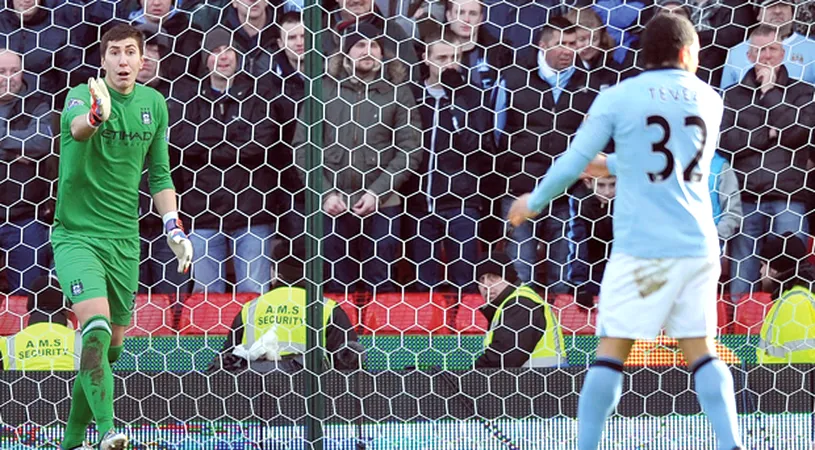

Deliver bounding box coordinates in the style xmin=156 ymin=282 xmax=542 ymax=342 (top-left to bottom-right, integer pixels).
xmin=641 ymin=13 xmax=696 ymax=68
xmin=101 ymin=24 xmax=145 ymax=57
xmin=534 ymin=15 xmax=576 ymax=47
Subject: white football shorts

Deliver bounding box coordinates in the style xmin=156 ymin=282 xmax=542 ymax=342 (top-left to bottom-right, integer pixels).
xmin=596 ymin=253 xmax=720 ymax=340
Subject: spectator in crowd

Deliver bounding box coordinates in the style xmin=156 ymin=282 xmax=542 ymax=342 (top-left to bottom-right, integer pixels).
xmin=122 ymin=0 xmax=205 ymax=81
xmin=404 ymin=0 xmax=446 ymax=41
xmin=589 ymin=0 xmax=649 ymax=69
xmin=208 ymin=244 xmax=364 ymax=373
xmin=474 ymin=251 xmax=566 ymax=368
xmin=323 ymin=0 xmax=418 ymax=69
xmin=756 ymin=232 xmax=815 ymax=363
xmin=0 ymin=275 xmax=80 ymax=371
xmin=136 ymin=25 xmax=192 ymax=294
xmin=294 ymin=23 xmax=421 ymax=293
xmin=720 ymin=0 xmax=815 ymax=89
xmin=191 ymin=0 xmax=283 ymax=78
xmin=408 ymin=29 xmax=492 ymax=294
xmin=444 ymin=0 xmax=510 ymax=97
xmin=485 ymin=0 xmax=561 ymax=50
xmin=646 ymin=0 xmax=760 ymax=87
xmin=267 ymin=12 xmax=307 ymax=248
xmin=709 ymin=151 xmax=743 ymax=246
xmin=179 ymin=28 xmax=277 ymax=294
xmin=655 ymin=0 xmax=692 ymax=19
xmin=0 ymin=49 xmax=55 ymax=296
xmin=0 ymin=0 xmax=94 ymax=108
xmin=495 ymin=17 xmax=597 ymax=292
xmin=568 ymin=176 xmax=615 ymax=309
xmin=720 ymin=25 xmax=815 ymax=298
xmin=564 ymin=5 xmax=632 ymax=89
xmin=684 ymin=0 xmax=758 ymax=35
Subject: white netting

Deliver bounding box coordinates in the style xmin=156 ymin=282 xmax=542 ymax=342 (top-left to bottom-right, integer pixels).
xmin=0 ymin=0 xmax=813 ymax=448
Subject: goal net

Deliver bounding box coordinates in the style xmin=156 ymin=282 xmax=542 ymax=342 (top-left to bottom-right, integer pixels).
xmin=0 ymin=0 xmax=813 ymax=448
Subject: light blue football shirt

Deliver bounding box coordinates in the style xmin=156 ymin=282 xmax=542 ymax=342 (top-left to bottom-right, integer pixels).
xmin=526 ymin=68 xmax=723 ymax=259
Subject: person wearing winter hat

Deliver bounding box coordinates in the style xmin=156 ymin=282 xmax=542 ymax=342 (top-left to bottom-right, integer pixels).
xmin=474 ymin=251 xmax=566 ymax=368
xmin=292 ymin=20 xmax=421 ymax=294
xmin=756 ymin=232 xmax=815 ymax=363
xmin=340 ymin=22 xmax=387 ymax=78
xmin=209 ymin=241 xmax=364 ymax=373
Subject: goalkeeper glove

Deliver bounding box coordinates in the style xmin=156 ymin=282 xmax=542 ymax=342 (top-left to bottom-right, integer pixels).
xmin=164 ymin=213 xmax=193 ymax=274
xmin=87 ymin=77 xmax=111 ymax=127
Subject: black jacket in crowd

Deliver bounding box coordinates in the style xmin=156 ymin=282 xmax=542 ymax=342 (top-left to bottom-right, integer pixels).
xmin=175 ymin=73 xmax=278 ymax=232
xmin=211 ymin=4 xmax=279 ymax=77
xmin=0 ymin=74 xmax=56 ymax=224
xmin=568 ymin=185 xmax=613 ymax=298
xmin=0 ymin=0 xmax=95 ymax=109
xmin=474 ymin=283 xmax=547 ymax=368
xmin=719 ymin=66 xmax=815 ymax=205
xmin=405 ymin=71 xmax=494 ymax=215
xmin=265 ymin=52 xmax=307 ymax=217
xmin=458 ymin=28 xmax=512 ymax=107
xmin=493 ymin=50 xmax=597 ymax=197
xmin=580 ymin=48 xmax=633 ymax=92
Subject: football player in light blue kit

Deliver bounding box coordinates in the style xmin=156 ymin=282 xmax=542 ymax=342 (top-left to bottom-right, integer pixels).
xmin=507 ymin=14 xmax=744 ymax=450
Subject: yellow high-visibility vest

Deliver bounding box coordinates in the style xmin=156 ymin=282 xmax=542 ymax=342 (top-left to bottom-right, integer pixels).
xmin=2 ymin=322 xmax=81 ymax=371
xmin=483 ymin=285 xmax=567 ymax=367
xmin=241 ymin=287 xmax=337 ymax=355
xmin=757 ymin=285 xmax=815 ymax=364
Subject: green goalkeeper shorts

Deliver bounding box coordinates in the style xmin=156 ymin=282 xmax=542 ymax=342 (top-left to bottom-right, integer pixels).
xmin=52 ymin=228 xmax=140 ymax=327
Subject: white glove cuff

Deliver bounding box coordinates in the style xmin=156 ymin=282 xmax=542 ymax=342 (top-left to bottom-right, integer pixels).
xmin=163 ymin=211 xmax=180 ymax=235
xmin=162 ymin=211 xmax=179 ymax=225
xmin=86 ymin=113 xmax=100 ymax=129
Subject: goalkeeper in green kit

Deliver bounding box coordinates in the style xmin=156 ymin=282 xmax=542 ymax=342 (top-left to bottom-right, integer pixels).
xmin=55 ymin=24 xmax=193 ymax=450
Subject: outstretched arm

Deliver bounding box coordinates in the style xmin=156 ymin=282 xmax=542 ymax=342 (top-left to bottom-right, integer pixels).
xmin=507 ymin=97 xmax=615 ymax=226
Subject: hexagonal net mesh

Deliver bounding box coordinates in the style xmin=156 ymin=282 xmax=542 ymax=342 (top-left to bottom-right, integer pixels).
xmin=0 ymin=0 xmax=813 ymax=448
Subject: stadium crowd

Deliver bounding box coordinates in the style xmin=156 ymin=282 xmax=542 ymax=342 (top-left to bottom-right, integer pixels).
xmin=0 ymin=0 xmax=812 ymax=315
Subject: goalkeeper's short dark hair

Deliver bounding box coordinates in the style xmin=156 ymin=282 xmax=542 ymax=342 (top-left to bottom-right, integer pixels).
xmin=101 ymin=24 xmax=145 ymax=57
xmin=641 ymin=13 xmax=697 ymax=68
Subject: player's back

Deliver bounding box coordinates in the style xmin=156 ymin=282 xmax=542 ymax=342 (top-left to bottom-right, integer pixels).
xmin=606 ymin=69 xmax=723 ymax=259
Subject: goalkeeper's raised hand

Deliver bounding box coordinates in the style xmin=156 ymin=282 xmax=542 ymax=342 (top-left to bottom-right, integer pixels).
xmin=164 ymin=216 xmax=193 ymax=273
xmin=87 ymin=77 xmax=111 ymax=127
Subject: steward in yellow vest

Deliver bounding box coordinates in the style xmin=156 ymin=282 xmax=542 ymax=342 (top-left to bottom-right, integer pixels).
xmin=474 ymin=252 xmax=567 ymax=368
xmin=756 ymin=233 xmax=815 ymax=364
xmin=208 ymin=247 xmax=363 ymax=373
xmin=0 ymin=275 xmax=81 ymax=371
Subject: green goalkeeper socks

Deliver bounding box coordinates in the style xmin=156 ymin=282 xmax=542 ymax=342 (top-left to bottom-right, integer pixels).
xmin=108 ymin=345 xmax=123 ymax=364
xmin=61 ymin=380 xmax=92 ymax=450
xmin=78 ymin=316 xmax=115 ymax=438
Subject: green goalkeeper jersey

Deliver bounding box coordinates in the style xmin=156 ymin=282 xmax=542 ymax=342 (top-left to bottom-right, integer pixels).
xmin=55 ymin=82 xmax=174 ymax=239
